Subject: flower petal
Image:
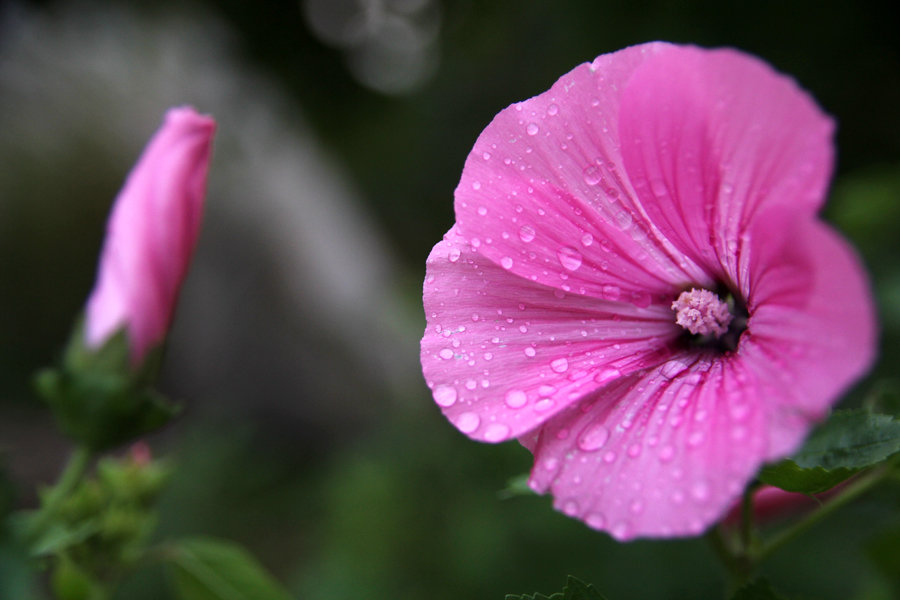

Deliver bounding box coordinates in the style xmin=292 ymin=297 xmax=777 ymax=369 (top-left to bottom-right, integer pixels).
xmin=739 ymin=217 xmax=877 ymax=458
xmin=85 ymin=106 xmax=215 ymax=364
xmin=422 ymin=227 xmax=679 ymax=442
xmin=453 ymin=43 xmax=711 ymax=309
xmin=619 ymin=45 xmax=834 ymax=279
xmin=527 ymin=354 xmax=767 ymax=540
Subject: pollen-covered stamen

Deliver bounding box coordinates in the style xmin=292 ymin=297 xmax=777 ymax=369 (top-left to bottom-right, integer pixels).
xmin=671 ymin=288 xmax=733 ymax=337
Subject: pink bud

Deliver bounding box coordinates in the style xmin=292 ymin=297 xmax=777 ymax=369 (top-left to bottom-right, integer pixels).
xmin=84 ymin=107 xmax=215 ymax=365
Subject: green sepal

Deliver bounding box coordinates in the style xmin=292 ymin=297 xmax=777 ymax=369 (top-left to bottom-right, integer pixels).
xmin=35 ymin=319 xmax=178 ymax=452
xmin=506 ymin=576 xmax=608 ymax=600
xmin=50 ymin=554 xmax=104 ymax=600
xmin=759 ymin=410 xmax=900 ymax=494
xmin=166 ymin=537 xmax=293 ymax=600
xmin=729 ymin=578 xmax=789 ymax=600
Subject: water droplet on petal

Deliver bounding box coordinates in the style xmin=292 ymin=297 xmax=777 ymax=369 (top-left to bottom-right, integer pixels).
xmin=472 ymin=181 xmax=481 ymax=190
xmin=524 ymin=347 xmax=536 ymax=358
xmin=477 ymin=206 xmax=487 ymax=216
xmin=658 ymin=445 xmax=675 ymax=462
xmin=448 ymin=248 xmax=461 ymax=262
xmin=594 ymin=367 xmax=621 ymax=384
xmin=601 ymin=285 xmax=621 ymax=301
xmin=518 ymin=225 xmax=536 ymax=242
xmin=439 ymin=348 xmax=454 ymax=360
xmin=614 ymin=211 xmax=633 ymax=230
xmin=630 ymin=499 xmax=644 ymax=514
xmin=456 ymin=412 xmax=480 ymax=433
xmin=627 ymin=443 xmax=642 ymax=458
xmin=504 ymin=389 xmax=528 ymax=409
xmin=691 ymin=480 xmax=710 ymax=502
xmin=577 ymin=423 xmax=610 ymax=452
xmin=562 ymin=499 xmax=579 ymax=516
xmin=556 ymin=247 xmax=583 ymax=271
xmin=583 ymin=165 xmax=601 ymax=185
xmin=526 ymin=122 xmax=540 ymax=136
xmin=550 ymin=357 xmax=569 ymax=373
xmin=500 ymin=256 xmax=514 ymax=269
xmin=547 ymin=103 xmax=559 ymax=116
xmin=611 ymin=522 xmax=629 ymax=539
xmin=688 ymin=431 xmax=705 ymax=447
xmin=585 ymin=512 xmax=606 ymax=529
xmin=580 ymin=233 xmax=593 ymax=246
xmin=484 ymin=423 xmax=510 ymax=442
xmin=543 ymin=457 xmax=559 ymax=471
xmin=534 ymin=399 xmax=555 ymax=412
xmin=434 ymin=386 xmax=457 ymax=407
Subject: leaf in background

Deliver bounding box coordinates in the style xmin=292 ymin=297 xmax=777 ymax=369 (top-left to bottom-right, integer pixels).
xmin=730 ymin=578 xmax=789 ymax=600
xmin=866 ymin=522 xmax=900 ymax=592
xmin=506 ymin=576 xmax=607 ymax=600
xmin=759 ymin=410 xmax=900 ymax=494
xmin=167 ymin=537 xmax=292 ymax=600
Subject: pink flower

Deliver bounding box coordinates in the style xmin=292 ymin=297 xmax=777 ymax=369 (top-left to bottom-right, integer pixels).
xmin=421 ymin=43 xmax=875 ymax=540
xmin=84 ymin=107 xmax=215 ymax=366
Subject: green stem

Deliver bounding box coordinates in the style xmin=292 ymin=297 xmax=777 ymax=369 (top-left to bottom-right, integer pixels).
xmin=45 ymin=446 xmax=92 ymax=509
xmin=754 ymin=464 xmax=893 ymax=562
xmin=26 ymin=446 xmax=92 ymax=539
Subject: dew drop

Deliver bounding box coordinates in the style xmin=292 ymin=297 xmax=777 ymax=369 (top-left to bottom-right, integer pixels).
xmin=627 ymin=443 xmax=642 ymax=458
xmin=484 ymin=423 xmax=510 ymax=442
xmin=586 ymin=512 xmax=606 ymax=529
xmin=577 ymin=423 xmax=610 ymax=452
xmin=594 ymin=367 xmax=621 ymax=384
xmin=630 ymin=499 xmax=644 ymax=514
xmin=448 ymin=248 xmax=461 ymax=262
xmin=658 ymin=445 xmax=675 ymax=462
xmin=582 ymin=165 xmax=602 ymax=185
xmin=550 ymin=357 xmax=569 ymax=373
xmin=691 ymin=480 xmax=710 ymax=502
xmin=439 ymin=348 xmax=454 ymax=360
xmin=534 ymin=399 xmax=555 ymax=412
xmin=611 ymin=522 xmax=630 ymax=540
xmin=504 ymin=389 xmax=528 ymax=409
xmin=500 ymin=256 xmax=514 ymax=269
xmin=472 ymin=181 xmax=481 ymax=190
xmin=456 ymin=412 xmax=480 ymax=433
xmin=557 ymin=247 xmax=583 ymax=271
xmin=477 ymin=206 xmax=487 ymax=216
xmin=547 ymin=103 xmax=559 ymax=116
xmin=562 ymin=499 xmax=579 ymax=516
xmin=601 ymin=285 xmax=621 ymax=301
xmin=434 ymin=385 xmax=457 ymax=407
xmin=482 ymin=151 xmax=492 ymax=160
xmin=580 ymin=233 xmax=594 ymax=246
xmin=524 ymin=347 xmax=536 ymax=357
xmin=543 ymin=457 xmax=559 ymax=471
xmin=614 ymin=211 xmax=633 ymax=230
xmin=526 ymin=122 xmax=540 ymax=136
xmin=518 ymin=224 xmax=536 ymax=242
xmin=687 ymin=431 xmax=705 ymax=447
xmin=602 ymin=450 xmax=617 ymax=463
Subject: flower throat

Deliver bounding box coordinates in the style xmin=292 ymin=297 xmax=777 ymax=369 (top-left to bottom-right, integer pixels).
xmin=672 ymin=286 xmax=747 ymax=353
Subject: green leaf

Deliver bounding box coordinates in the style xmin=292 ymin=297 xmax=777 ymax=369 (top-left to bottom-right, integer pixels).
xmin=506 ymin=576 xmax=606 ymax=600
xmin=167 ymin=537 xmax=292 ymax=600
xmin=759 ymin=410 xmax=900 ymax=494
xmin=730 ymin=578 xmax=789 ymax=600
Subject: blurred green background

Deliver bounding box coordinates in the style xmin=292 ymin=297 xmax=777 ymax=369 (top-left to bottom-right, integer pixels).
xmin=1 ymin=1 xmax=898 ymax=598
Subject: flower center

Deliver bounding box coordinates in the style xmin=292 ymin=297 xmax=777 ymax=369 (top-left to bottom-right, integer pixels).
xmin=671 ymin=288 xmax=733 ymax=337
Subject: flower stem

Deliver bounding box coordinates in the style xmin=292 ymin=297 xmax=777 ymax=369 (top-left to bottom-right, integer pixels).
xmin=753 ymin=464 xmax=895 ymax=563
